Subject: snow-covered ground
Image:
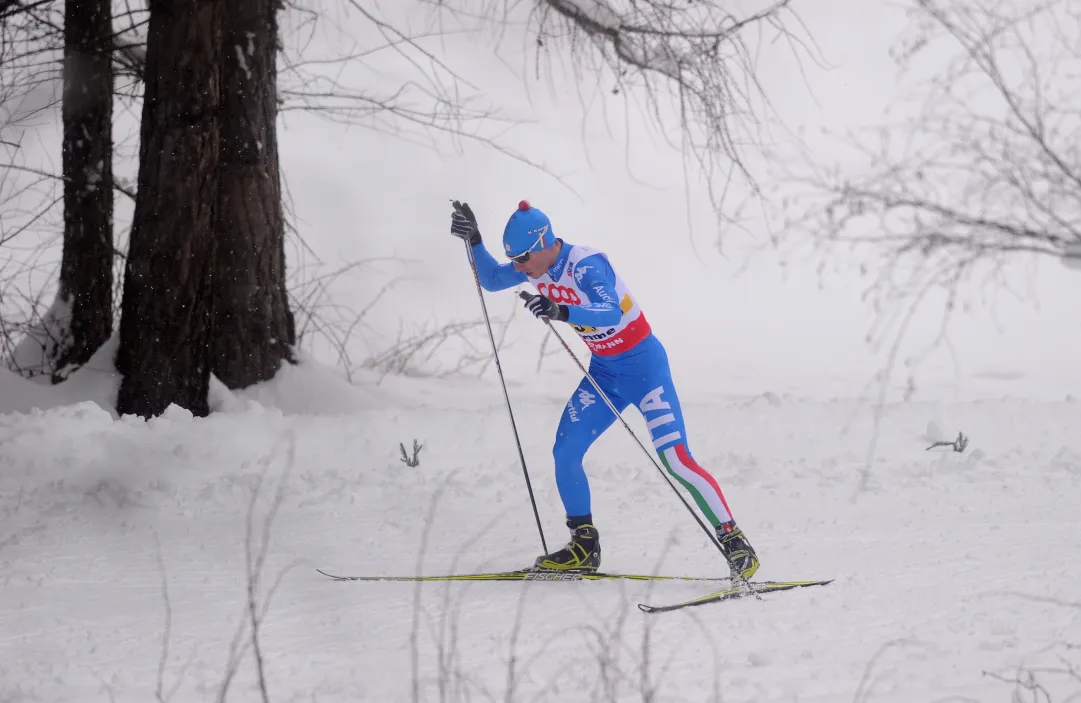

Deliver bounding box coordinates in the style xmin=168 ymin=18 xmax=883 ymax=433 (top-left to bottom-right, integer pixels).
xmin=2 ymin=358 xmax=1079 ymax=702
xmin=3 ymin=1 xmax=1081 ymax=700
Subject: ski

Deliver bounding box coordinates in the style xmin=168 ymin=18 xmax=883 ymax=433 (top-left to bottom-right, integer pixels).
xmin=637 ymin=578 xmax=834 ymax=614
xmin=316 ymin=568 xmax=733 ymax=584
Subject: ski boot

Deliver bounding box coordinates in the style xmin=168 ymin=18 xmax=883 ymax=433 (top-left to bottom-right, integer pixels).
xmin=533 ymin=523 xmax=601 ymax=572
xmin=717 ymin=520 xmax=759 ymax=581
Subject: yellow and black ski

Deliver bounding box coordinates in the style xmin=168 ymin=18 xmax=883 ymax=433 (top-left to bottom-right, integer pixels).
xmin=316 ymin=568 xmax=732 ymax=583
xmin=637 ymin=578 xmax=834 ymax=613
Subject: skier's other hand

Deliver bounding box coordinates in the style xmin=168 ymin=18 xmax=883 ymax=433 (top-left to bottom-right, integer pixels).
xmin=524 ymin=293 xmax=568 ymax=322
xmin=450 ymin=200 xmax=481 ymax=247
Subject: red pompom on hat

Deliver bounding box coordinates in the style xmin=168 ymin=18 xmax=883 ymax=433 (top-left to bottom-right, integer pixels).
xmin=518 ymin=200 xmax=530 ymax=211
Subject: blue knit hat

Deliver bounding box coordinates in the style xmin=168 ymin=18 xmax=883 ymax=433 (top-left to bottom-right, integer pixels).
xmin=502 ymin=200 xmax=555 ymax=258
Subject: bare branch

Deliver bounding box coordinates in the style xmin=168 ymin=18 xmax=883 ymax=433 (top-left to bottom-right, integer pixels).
xmin=524 ymin=0 xmax=823 ymax=222
xmin=276 ymin=1 xmax=577 ymax=190
xmin=773 ymin=0 xmax=1081 ymax=398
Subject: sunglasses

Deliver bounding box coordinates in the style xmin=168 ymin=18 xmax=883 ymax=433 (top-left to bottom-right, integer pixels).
xmin=509 ymin=227 xmax=550 ymax=264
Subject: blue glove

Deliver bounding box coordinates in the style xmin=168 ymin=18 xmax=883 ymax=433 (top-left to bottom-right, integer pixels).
xmin=524 ymin=293 xmax=568 ymax=322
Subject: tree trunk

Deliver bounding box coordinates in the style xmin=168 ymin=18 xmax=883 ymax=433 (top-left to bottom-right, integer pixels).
xmin=114 ymin=0 xmax=223 ymax=418
xmin=52 ymin=0 xmax=113 ymax=379
xmin=211 ymin=0 xmax=295 ymax=388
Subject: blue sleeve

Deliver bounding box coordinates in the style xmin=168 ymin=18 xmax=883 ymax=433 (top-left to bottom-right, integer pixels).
xmin=565 ymin=255 xmax=623 ymax=327
xmin=469 ymin=242 xmax=527 ymax=291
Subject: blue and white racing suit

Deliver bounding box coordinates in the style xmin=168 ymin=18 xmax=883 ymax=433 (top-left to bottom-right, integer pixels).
xmin=471 ymin=239 xmax=734 ymax=527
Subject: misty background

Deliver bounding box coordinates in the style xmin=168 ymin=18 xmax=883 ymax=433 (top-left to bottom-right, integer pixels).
xmin=4 ymin=0 xmax=1078 ymax=397
xmin=268 ymin=0 xmax=1081 ymax=401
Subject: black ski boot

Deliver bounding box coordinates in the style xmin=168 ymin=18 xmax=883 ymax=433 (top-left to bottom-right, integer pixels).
xmin=534 ymin=523 xmax=601 ymax=572
xmin=717 ymin=520 xmax=759 ymax=580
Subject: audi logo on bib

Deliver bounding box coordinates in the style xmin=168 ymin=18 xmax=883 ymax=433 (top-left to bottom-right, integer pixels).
xmin=537 ymin=283 xmax=581 ymax=305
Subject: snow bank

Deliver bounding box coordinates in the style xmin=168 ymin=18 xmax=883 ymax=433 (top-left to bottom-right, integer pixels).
xmin=0 ymin=341 xmax=414 ymax=418
xmin=0 ymin=335 xmax=120 ymax=416
xmin=2 ymin=377 xmax=1079 ymax=702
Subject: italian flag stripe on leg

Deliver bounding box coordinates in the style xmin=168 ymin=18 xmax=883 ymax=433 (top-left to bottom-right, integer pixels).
xmin=659 ymin=445 xmax=733 ymax=526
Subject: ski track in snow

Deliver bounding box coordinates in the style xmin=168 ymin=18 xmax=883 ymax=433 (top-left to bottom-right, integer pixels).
xmin=2 ymin=389 xmax=1080 ymax=702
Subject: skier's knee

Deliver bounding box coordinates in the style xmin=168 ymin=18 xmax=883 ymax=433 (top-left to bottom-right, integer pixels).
xmin=553 ymin=437 xmax=584 ymax=467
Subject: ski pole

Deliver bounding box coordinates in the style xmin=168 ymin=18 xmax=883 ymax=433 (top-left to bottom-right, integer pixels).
xmin=461 ymin=241 xmax=548 ymax=554
xmin=517 ymin=292 xmax=728 ymax=558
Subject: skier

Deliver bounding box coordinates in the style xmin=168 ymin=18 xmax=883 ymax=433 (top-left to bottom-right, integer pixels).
xmin=449 ymin=199 xmax=760 ymax=580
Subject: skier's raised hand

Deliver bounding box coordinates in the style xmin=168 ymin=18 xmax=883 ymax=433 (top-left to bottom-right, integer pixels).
xmin=450 ymin=200 xmax=482 ymax=247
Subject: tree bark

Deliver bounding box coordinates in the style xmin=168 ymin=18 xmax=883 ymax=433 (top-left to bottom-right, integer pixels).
xmin=53 ymin=0 xmax=113 ymax=378
xmin=115 ymin=0 xmax=222 ymax=418
xmin=211 ymin=0 xmax=295 ymax=388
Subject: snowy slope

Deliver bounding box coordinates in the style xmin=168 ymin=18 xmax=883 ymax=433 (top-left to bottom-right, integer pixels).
xmin=2 ymin=362 xmax=1079 ymax=702
xmin=2 ymin=1 xmax=1080 ymax=700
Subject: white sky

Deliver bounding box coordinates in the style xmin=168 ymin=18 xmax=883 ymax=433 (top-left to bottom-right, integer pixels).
xmin=274 ymin=0 xmax=1081 ymax=400
xmin=3 ymin=0 xmax=1078 ymax=401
